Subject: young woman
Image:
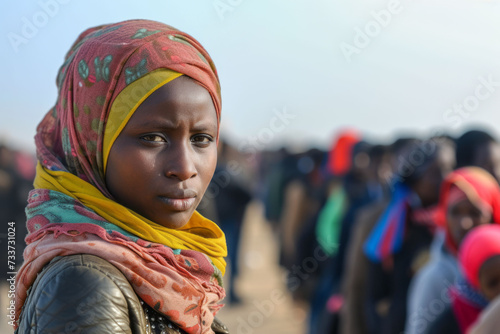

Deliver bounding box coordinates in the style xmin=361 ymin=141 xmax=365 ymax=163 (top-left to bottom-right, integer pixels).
xmin=14 ymin=19 xmax=229 ymax=334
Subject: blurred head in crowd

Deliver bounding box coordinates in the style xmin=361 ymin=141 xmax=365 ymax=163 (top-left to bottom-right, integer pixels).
xmin=456 ymin=129 xmax=500 ymax=183
xmin=459 ymin=224 xmax=500 ymax=301
xmin=387 ymin=137 xmax=419 ymax=184
xmin=349 ymin=141 xmax=372 ymax=181
xmin=367 ymin=144 xmax=392 ymax=186
xmin=326 ymin=129 xmax=361 ymax=177
xmin=297 ymin=148 xmax=326 ymax=186
xmin=0 ymin=144 xmax=14 ymax=168
xmin=394 ymin=137 xmax=455 ymax=207
xmin=437 ymin=167 xmax=500 ymax=255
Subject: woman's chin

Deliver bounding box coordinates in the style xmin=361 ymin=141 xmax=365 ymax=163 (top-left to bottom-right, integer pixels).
xmin=154 ymin=211 xmax=193 ymax=229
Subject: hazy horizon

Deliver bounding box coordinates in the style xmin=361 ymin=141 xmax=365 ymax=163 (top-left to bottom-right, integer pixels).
xmin=2 ymin=0 xmax=500 ymax=153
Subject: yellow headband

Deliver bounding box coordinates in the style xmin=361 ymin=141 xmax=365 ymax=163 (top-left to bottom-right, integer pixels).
xmin=103 ymin=69 xmax=183 ymax=173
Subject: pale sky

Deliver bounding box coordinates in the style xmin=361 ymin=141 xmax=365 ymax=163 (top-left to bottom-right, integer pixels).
xmin=2 ymin=0 xmax=500 ymax=153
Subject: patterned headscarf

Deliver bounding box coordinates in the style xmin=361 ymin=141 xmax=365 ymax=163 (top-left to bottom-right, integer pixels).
xmin=436 ymin=167 xmax=500 ymax=254
xmin=40 ymin=19 xmax=221 ymax=192
xmin=16 ymin=20 xmax=226 ymax=334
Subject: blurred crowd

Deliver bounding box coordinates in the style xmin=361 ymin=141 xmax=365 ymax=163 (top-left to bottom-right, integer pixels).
xmin=203 ymin=127 xmax=500 ymax=334
xmin=5 ymin=125 xmax=500 ymax=334
xmin=0 ymin=144 xmax=35 ymax=279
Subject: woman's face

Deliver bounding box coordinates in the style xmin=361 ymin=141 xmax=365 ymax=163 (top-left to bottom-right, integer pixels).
xmin=447 ymin=197 xmax=492 ymax=247
xmin=105 ymin=76 xmax=218 ymax=229
xmin=479 ymin=255 xmax=500 ymax=301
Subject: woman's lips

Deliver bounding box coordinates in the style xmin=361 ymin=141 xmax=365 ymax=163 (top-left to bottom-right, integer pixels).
xmin=159 ymin=197 xmax=196 ymax=211
xmin=158 ymin=190 xmax=197 ymax=211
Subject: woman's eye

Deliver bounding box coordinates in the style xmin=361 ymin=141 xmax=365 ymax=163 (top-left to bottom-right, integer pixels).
xmin=141 ymin=134 xmax=165 ymax=142
xmin=192 ymin=135 xmax=214 ymax=145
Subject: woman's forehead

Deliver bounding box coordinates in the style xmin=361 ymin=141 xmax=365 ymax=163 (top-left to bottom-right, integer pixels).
xmin=129 ymin=76 xmax=218 ymax=129
xmin=141 ymin=76 xmax=213 ymax=106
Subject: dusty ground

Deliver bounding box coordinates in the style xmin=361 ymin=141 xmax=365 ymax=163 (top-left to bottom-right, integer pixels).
xmin=0 ymin=201 xmax=307 ymax=333
xmin=217 ymin=201 xmax=308 ymax=334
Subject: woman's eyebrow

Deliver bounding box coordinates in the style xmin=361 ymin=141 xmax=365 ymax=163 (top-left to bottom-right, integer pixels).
xmin=132 ymin=119 xmax=176 ymax=130
xmin=132 ymin=119 xmax=217 ymax=131
xmin=191 ymin=120 xmax=218 ymax=132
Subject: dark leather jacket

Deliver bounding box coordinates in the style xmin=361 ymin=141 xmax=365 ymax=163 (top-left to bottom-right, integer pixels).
xmin=16 ymin=254 xmax=229 ymax=334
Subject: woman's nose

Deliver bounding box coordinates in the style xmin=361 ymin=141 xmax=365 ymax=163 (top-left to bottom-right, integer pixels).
xmin=164 ymin=143 xmax=197 ymax=181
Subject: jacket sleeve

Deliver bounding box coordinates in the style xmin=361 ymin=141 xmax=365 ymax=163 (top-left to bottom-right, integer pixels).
xmin=17 ymin=254 xmax=146 ymax=334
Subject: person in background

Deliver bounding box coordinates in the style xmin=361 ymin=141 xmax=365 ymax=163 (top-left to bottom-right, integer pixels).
xmin=363 ymin=137 xmax=455 ymax=334
xmin=313 ymin=130 xmax=362 ymax=262
xmin=428 ymin=224 xmax=500 ymax=333
xmin=280 ymin=148 xmax=327 ymax=301
xmin=340 ymin=137 xmax=415 ymax=334
xmin=405 ymin=167 xmax=500 ymax=334
xmin=262 ymin=148 xmax=295 ymax=233
xmin=0 ymin=144 xmax=34 ymax=269
xmin=0 ymin=144 xmax=34 ymax=325
xmin=332 ymin=142 xmax=389 ymax=282
xmin=313 ymin=141 xmax=393 ymax=334
xmin=297 ymin=130 xmax=361 ymax=334
xmin=206 ymin=139 xmax=252 ymax=304
xmin=258 ymin=145 xmax=328 ymax=306
xmin=455 ymin=129 xmax=500 ymax=183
